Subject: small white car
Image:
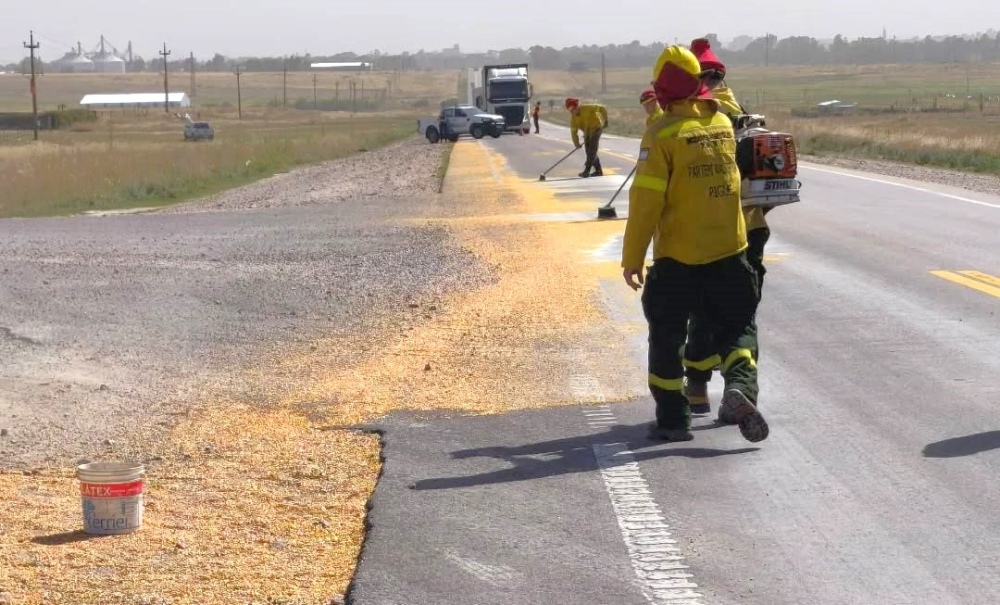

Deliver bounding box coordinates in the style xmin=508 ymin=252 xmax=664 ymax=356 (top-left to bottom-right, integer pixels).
xmin=184 ymin=122 xmax=214 ymax=141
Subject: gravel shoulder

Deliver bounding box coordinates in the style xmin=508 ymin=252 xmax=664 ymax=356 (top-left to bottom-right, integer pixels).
xmin=160 ymin=136 xmax=445 ymax=213
xmin=802 ymin=153 xmax=1000 ymax=197
xmin=0 ymin=135 xmax=465 ymax=470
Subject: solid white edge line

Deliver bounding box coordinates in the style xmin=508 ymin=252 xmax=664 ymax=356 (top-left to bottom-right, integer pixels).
xmin=798 ymin=164 xmax=1000 ymax=209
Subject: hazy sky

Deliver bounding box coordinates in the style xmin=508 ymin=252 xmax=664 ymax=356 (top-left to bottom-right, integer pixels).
xmin=1 ymin=0 xmax=996 ymax=63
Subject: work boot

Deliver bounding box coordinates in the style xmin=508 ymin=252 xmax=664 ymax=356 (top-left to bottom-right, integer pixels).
xmin=718 ymin=389 xmax=769 ymax=443
xmin=685 ymin=380 xmax=711 ymax=415
xmin=579 ymin=169 xmax=591 ymax=178
xmin=592 ymin=169 xmax=604 ymax=177
xmin=648 ymin=422 xmax=694 ymax=442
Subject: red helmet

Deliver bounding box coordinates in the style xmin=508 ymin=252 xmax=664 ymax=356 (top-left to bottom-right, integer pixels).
xmin=639 ymin=88 xmax=657 ymax=105
xmin=565 ymin=97 xmax=579 ymax=110
xmin=691 ymin=38 xmax=726 ymax=77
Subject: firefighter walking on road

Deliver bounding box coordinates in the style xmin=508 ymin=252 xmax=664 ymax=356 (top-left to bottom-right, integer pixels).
xmin=621 ymin=45 xmax=768 ymax=444
xmin=681 ymin=37 xmax=772 ymax=415
xmin=565 ymin=98 xmax=608 ymax=178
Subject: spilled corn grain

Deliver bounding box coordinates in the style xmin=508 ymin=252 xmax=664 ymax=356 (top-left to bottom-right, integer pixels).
xmin=0 ymin=140 xmax=645 ymax=605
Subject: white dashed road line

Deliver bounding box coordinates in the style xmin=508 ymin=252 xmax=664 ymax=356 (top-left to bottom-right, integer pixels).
xmin=594 ymin=444 xmax=706 ymax=605
xmin=571 ymin=372 xmax=707 ymax=605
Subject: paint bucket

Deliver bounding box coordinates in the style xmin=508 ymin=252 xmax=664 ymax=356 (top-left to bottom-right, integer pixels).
xmin=76 ymin=462 xmax=145 ymax=535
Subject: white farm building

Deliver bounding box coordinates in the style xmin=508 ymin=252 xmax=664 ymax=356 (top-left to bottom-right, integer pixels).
xmin=80 ymin=93 xmax=191 ymax=109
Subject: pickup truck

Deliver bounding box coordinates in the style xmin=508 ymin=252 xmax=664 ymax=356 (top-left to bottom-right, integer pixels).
xmin=418 ymin=105 xmax=506 ymax=144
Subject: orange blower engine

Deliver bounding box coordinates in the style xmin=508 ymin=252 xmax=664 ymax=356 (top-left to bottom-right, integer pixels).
xmin=732 ymin=114 xmax=802 ymax=208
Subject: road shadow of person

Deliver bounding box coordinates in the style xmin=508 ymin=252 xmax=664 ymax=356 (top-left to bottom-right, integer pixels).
xmin=923 ymin=430 xmax=1000 ymax=458
xmin=411 ymin=421 xmax=758 ymax=491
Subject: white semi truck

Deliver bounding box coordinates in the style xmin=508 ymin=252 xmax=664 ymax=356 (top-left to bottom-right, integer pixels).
xmin=468 ymin=63 xmax=534 ymax=135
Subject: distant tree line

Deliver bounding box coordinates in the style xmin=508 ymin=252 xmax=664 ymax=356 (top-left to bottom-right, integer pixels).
xmin=522 ymin=32 xmax=1000 ymax=70
xmin=5 ymin=31 xmax=1000 ymax=74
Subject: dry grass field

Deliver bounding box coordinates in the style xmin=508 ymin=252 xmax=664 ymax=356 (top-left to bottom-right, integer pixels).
xmin=530 ymin=63 xmax=1000 ymax=174
xmin=0 ymin=69 xmax=466 ymax=217
xmin=3 ymin=62 xmax=1000 ymax=217
xmin=0 ymin=69 xmax=462 ymax=113
xmin=0 ymin=111 xmax=417 ymax=217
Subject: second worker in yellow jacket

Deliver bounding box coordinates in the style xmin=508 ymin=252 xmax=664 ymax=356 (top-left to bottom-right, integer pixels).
xmin=565 ymin=97 xmax=608 ymax=178
xmin=621 ymin=45 xmax=768 ymax=444
xmin=639 ymin=88 xmax=663 ymax=127
xmin=680 ymin=37 xmax=772 ymax=416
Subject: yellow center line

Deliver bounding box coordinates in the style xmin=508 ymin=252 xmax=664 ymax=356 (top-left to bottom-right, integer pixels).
xmin=931 ymin=270 xmax=1000 ymax=299
xmin=533 ymin=133 xmax=638 ymax=163
xmin=959 ymin=270 xmax=1000 ymax=288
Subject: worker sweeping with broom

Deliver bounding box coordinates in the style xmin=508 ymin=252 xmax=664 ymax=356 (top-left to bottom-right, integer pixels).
xmin=565 ymin=98 xmax=608 ymax=178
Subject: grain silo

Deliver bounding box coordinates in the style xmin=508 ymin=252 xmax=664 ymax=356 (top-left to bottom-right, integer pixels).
xmin=92 ymin=36 xmax=127 ymax=73
xmin=70 ymin=52 xmax=95 ymax=73
xmin=52 ymin=42 xmax=95 ymax=73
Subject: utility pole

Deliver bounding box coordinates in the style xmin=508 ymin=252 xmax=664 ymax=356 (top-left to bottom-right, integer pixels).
xmin=764 ymin=33 xmax=770 ymax=68
xmin=312 ymin=74 xmax=318 ymax=109
xmin=234 ymin=66 xmax=243 ymax=119
xmin=283 ymin=58 xmax=288 ymax=108
xmin=23 ymin=30 xmax=40 ymax=141
xmin=190 ymin=52 xmax=196 ymax=99
xmin=159 ymin=43 xmax=171 ymax=113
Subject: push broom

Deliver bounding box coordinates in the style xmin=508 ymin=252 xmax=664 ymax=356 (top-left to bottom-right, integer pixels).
xmin=538 ymin=146 xmax=580 ymax=181
xmin=596 ymin=165 xmax=636 ymax=219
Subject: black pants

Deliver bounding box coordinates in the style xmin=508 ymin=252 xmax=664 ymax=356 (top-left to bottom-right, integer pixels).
xmin=642 ymin=253 xmax=760 ymax=430
xmin=684 ymin=227 xmax=770 ymax=384
xmin=533 ymin=115 xmax=539 ymax=133
xmin=583 ymin=129 xmax=603 ymax=174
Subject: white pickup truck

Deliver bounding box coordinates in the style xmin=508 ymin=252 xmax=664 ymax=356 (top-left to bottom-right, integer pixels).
xmin=418 ymin=105 xmax=506 ymax=144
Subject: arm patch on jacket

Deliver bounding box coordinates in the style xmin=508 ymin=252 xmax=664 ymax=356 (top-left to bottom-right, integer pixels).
xmin=638 ymin=148 xmax=650 ymax=161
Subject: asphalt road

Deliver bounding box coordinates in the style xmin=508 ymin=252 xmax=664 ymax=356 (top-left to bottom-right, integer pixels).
xmin=352 ymin=123 xmax=1000 ymax=604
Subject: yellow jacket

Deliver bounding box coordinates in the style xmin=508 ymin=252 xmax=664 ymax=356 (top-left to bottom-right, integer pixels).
xmin=713 ymin=86 xmax=744 ymax=116
xmin=622 ymin=99 xmax=746 ymax=269
xmin=570 ymin=104 xmax=608 ymax=147
xmin=645 ymin=105 xmax=664 ymax=128
xmin=712 ymin=86 xmax=767 ymax=232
